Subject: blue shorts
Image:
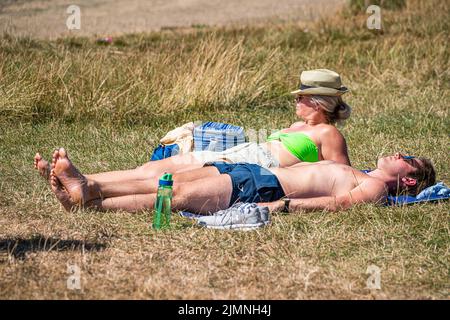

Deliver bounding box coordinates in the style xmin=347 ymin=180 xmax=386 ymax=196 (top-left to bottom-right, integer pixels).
xmin=206 ymin=162 xmax=286 ymax=206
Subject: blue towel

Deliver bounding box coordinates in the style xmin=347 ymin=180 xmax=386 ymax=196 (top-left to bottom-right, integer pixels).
xmin=386 ymin=182 xmax=450 ymax=206
xmin=416 ymin=181 xmax=450 ymax=199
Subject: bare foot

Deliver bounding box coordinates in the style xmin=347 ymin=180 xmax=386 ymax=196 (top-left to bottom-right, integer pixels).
xmin=52 ymin=147 xmax=88 ymax=207
xmin=34 ymin=153 xmax=51 ymax=181
xmin=50 ymin=170 xmax=76 ymax=212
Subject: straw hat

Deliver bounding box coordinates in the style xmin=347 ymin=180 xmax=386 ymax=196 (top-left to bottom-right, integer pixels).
xmin=291 ymin=69 xmax=349 ymax=96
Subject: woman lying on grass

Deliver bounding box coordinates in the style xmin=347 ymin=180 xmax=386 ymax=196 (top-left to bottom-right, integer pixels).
xmin=34 ymin=69 xmax=353 ymax=199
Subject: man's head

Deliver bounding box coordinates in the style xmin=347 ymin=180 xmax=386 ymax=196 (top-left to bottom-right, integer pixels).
xmin=377 ymin=153 xmax=436 ymax=196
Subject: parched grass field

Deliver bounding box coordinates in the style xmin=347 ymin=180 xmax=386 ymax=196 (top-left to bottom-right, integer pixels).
xmin=0 ymin=0 xmax=449 ymax=299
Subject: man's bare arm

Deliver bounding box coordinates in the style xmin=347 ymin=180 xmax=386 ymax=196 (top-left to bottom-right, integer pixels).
xmin=259 ymin=196 xmax=346 ymax=213
xmin=259 ymin=179 xmax=387 ymax=213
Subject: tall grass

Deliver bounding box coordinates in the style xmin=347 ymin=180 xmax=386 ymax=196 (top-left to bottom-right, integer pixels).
xmin=1 ymin=0 xmax=447 ymax=125
xmin=348 ymin=0 xmax=406 ymax=12
xmin=0 ymin=33 xmax=283 ymax=123
xmin=158 ymin=37 xmax=282 ymax=113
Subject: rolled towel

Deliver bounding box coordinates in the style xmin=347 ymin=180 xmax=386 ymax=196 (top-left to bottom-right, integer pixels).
xmin=416 ymin=182 xmax=450 ymax=200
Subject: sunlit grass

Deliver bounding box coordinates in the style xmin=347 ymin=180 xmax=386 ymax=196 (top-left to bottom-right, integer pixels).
xmin=0 ymin=0 xmax=448 ymax=299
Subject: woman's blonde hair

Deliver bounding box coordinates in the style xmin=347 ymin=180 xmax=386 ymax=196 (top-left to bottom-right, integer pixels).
xmin=310 ymin=95 xmax=352 ymax=124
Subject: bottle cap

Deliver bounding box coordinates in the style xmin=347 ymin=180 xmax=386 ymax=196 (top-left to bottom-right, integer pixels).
xmin=159 ymin=173 xmax=173 ymax=186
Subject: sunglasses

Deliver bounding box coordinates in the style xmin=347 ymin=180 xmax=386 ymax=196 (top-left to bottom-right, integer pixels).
xmin=402 ymin=155 xmax=416 ymax=166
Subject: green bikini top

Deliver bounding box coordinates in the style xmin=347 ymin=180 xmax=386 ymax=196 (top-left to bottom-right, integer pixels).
xmin=266 ymin=131 xmax=319 ymax=162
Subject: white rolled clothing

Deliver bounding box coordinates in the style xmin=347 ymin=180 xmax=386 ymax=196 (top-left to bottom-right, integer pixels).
xmin=191 ymin=142 xmax=279 ymax=168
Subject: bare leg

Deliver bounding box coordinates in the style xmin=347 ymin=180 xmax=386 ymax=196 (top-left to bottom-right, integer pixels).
xmin=85 ymin=153 xmax=204 ymax=183
xmin=87 ymin=174 xmax=233 ymax=214
xmin=34 ymin=149 xmax=205 ymax=184
xmin=35 ymin=150 xmax=207 ymax=197
xmin=167 ymin=175 xmax=233 ymax=213
xmin=46 ymin=147 xmax=217 ymax=199
xmin=50 ymin=149 xmax=232 ymax=214
xmin=91 ymin=166 xmax=221 ymax=199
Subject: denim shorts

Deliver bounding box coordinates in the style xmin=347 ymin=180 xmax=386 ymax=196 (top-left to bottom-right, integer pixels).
xmin=207 ymin=162 xmax=285 ymax=206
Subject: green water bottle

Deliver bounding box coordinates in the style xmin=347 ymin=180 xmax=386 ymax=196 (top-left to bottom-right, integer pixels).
xmin=152 ymin=173 xmax=173 ymax=230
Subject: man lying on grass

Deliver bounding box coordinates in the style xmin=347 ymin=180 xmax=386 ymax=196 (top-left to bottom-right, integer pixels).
xmin=38 ymin=148 xmax=435 ymax=213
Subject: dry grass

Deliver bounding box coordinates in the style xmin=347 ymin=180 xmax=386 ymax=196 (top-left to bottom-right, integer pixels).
xmin=160 ymin=37 xmax=282 ymax=113
xmin=0 ymin=0 xmax=449 ymax=299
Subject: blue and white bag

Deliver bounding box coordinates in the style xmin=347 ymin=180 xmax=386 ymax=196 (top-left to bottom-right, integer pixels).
xmin=193 ymin=121 xmax=246 ymax=152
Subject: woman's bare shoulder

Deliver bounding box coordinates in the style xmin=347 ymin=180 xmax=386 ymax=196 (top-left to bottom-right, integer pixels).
xmin=316 ymin=123 xmax=344 ymax=136
xmin=289 ymin=121 xmax=306 ymax=128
